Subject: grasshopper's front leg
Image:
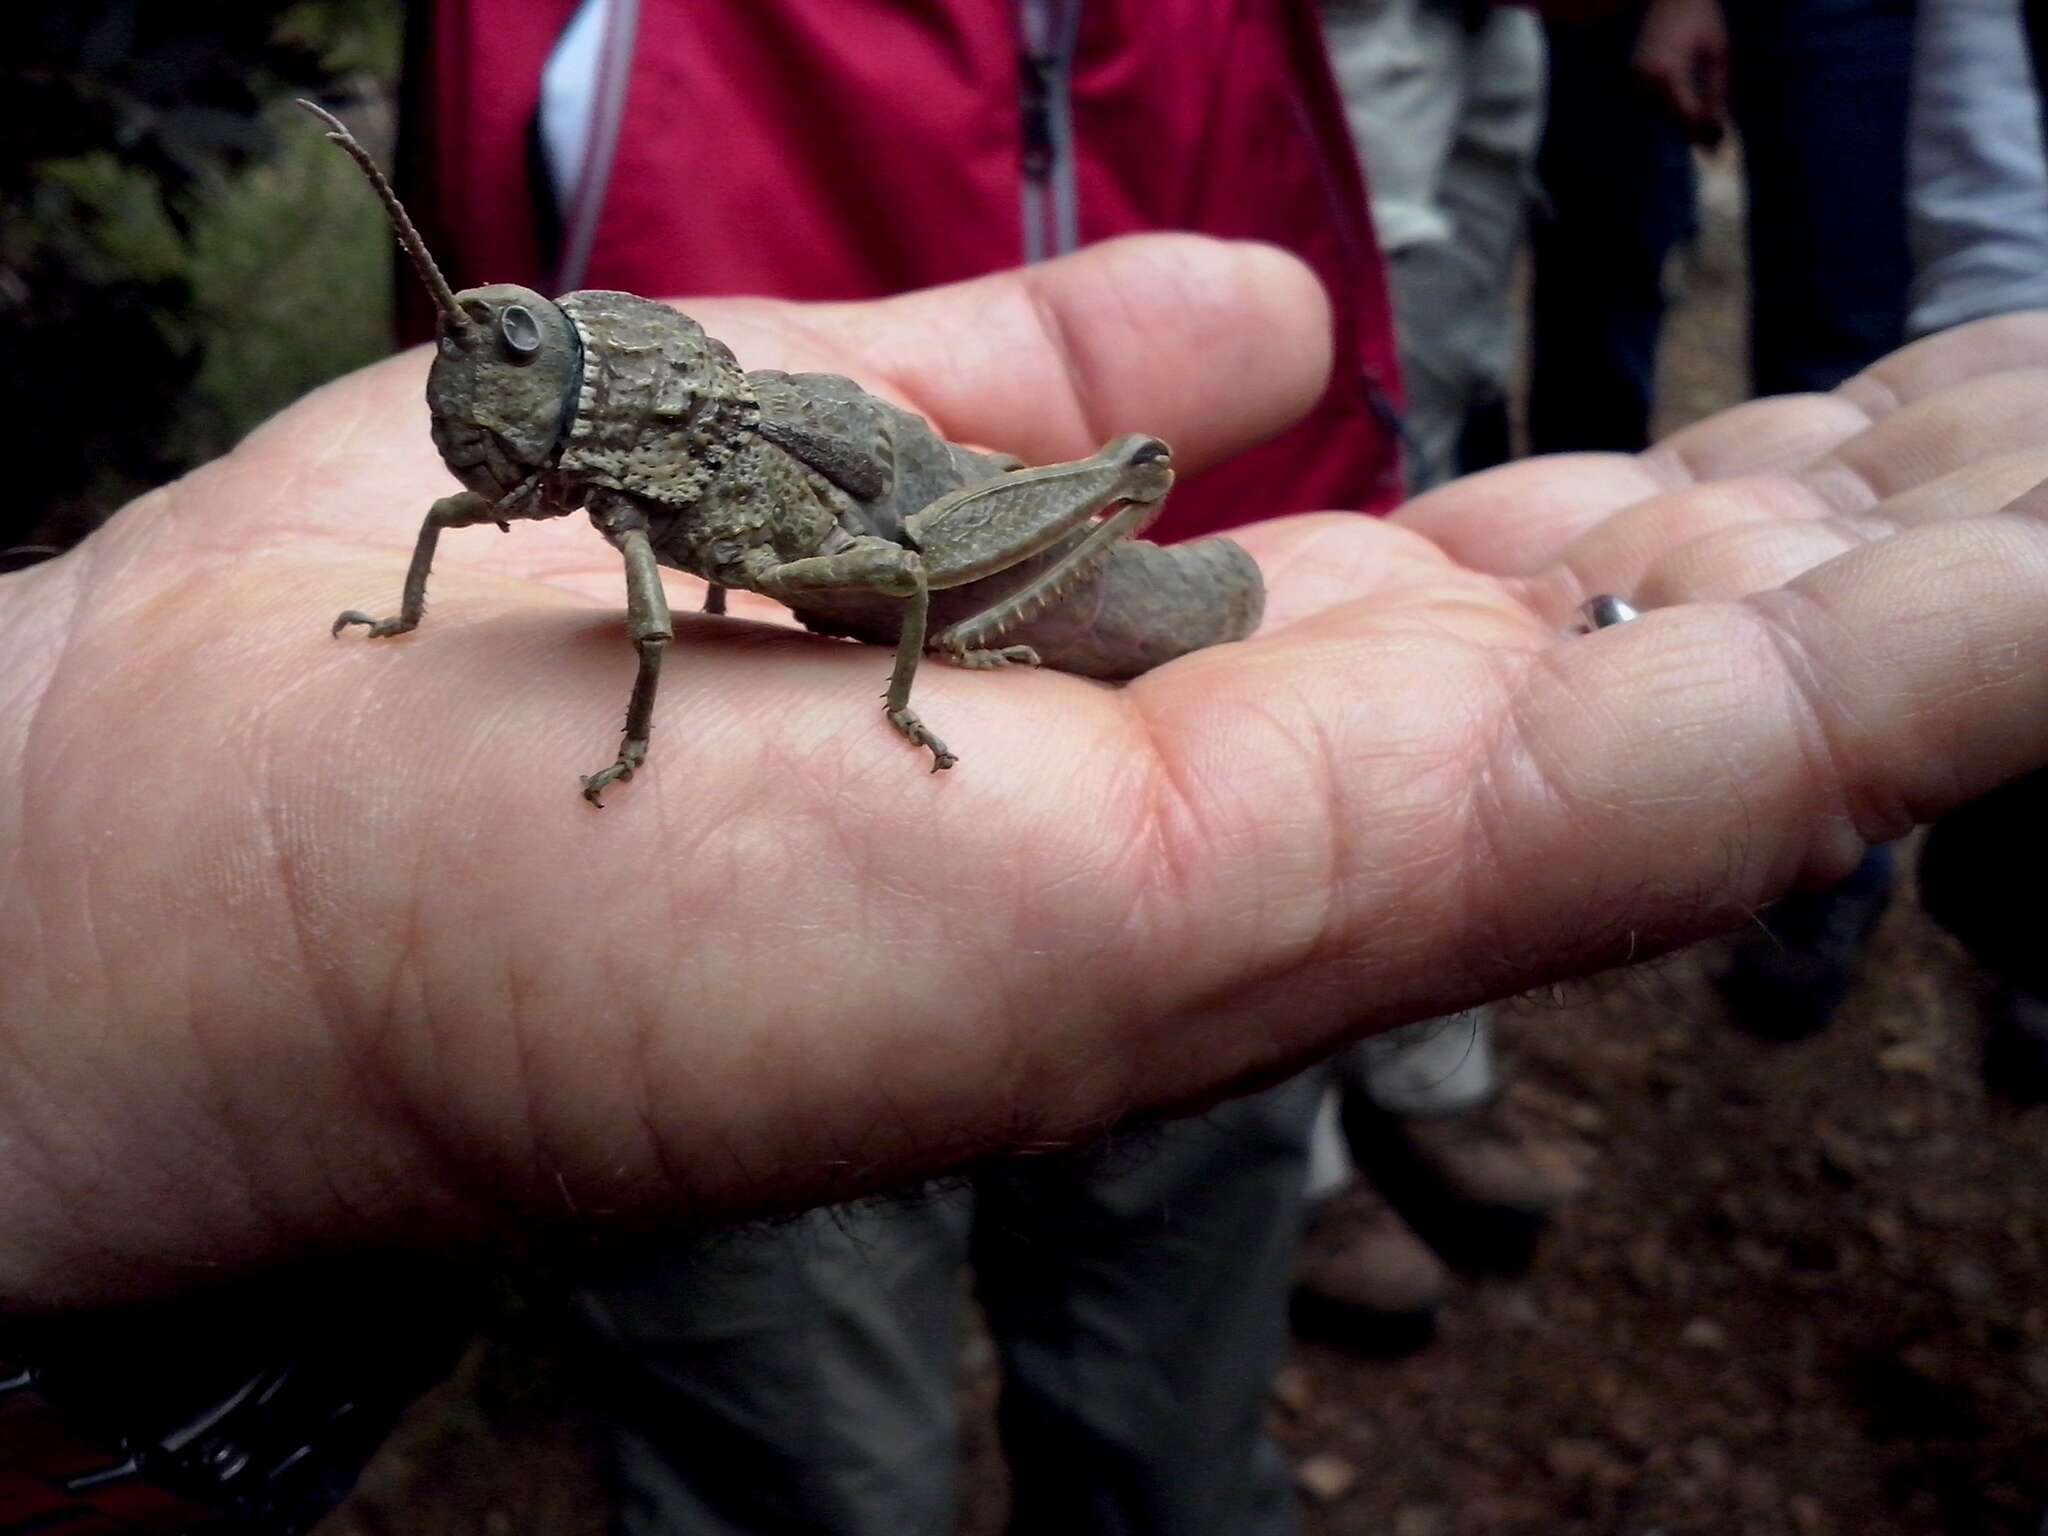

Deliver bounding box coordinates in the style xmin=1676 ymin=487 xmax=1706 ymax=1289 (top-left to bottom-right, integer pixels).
xmin=756 ymin=435 xmax=1173 ymax=770
xmin=333 ymin=490 xmax=501 ymax=638
xmin=582 ymin=508 xmax=673 ymax=807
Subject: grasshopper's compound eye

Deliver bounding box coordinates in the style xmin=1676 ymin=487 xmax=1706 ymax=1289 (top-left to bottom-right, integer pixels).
xmin=499 ymin=304 xmax=542 ymax=362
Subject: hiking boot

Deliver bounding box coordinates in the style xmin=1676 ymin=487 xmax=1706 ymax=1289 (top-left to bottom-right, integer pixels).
xmin=1985 ymin=986 xmax=2048 ymax=1105
xmin=1343 ymin=1095 xmax=1589 ymax=1275
xmin=1293 ymin=1183 xmax=1447 ymax=1356
xmin=1716 ymin=844 xmax=1895 ymax=1041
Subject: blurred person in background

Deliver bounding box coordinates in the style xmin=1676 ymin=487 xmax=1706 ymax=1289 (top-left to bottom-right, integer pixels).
xmin=1322 ymin=0 xmax=1545 ymax=490
xmin=1300 ymin=0 xmax=1587 ymax=1356
xmin=1906 ymin=0 xmax=2048 ymax=1103
xmin=407 ymin=3 xmax=1401 ymax=1532
xmin=1526 ymin=0 xmax=1697 ymax=453
xmin=1528 ymin=0 xmax=1915 ymax=1045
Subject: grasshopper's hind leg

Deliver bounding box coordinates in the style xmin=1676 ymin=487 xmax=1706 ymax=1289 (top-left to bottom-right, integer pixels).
xmin=946 ymin=643 xmax=1042 ymax=670
xmin=905 ymin=435 xmax=1172 ymax=662
xmin=932 ymin=498 xmax=1157 ymax=660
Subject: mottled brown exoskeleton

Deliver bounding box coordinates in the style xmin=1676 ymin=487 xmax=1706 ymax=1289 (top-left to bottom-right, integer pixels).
xmin=306 ymin=102 xmax=1264 ymax=804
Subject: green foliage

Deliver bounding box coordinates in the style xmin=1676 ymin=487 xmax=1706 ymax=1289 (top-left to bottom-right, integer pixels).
xmin=171 ymin=96 xmax=395 ymax=470
xmin=0 ymin=0 xmax=402 ymax=550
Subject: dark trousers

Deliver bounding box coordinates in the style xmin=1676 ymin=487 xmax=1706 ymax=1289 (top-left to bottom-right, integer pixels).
xmin=1724 ymin=0 xmax=1916 ymax=395
xmin=1530 ymin=0 xmax=1916 ymax=454
xmin=1529 ymin=5 xmax=1698 ymax=453
xmin=1921 ymin=770 xmax=2048 ymax=997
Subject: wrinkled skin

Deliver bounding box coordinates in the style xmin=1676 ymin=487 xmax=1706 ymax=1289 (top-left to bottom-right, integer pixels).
xmin=7 ymin=235 xmax=2048 ymax=1310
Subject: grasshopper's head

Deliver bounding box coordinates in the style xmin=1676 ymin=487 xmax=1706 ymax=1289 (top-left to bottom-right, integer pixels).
xmin=427 ymin=284 xmax=581 ymax=498
xmin=299 ymin=100 xmax=580 ymax=499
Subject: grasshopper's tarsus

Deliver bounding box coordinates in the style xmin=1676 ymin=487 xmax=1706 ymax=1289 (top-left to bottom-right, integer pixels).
xmin=945 ymin=644 xmax=1041 ymax=670
xmin=886 ymin=705 xmax=956 ymax=771
xmin=333 ymin=610 xmax=416 ymax=639
xmin=581 ymin=738 xmax=647 ymax=807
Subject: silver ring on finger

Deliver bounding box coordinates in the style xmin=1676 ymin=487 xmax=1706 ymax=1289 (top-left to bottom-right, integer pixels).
xmin=1577 ymin=594 xmax=1641 ymax=632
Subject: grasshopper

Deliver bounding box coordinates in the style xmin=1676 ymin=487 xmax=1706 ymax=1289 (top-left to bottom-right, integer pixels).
xmin=305 ymin=103 xmax=1265 ymax=805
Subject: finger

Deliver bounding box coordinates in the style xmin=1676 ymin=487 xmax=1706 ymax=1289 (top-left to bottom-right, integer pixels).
xmin=801 ymin=233 xmax=1334 ymax=471
xmin=1808 ymin=367 xmax=2048 ymax=510
xmin=1837 ymin=310 xmax=2048 ymax=416
xmin=1521 ymin=368 xmax=2048 ymax=616
xmin=1664 ymin=66 xmax=1705 ymax=129
xmin=1661 ymin=319 xmax=2048 ymax=484
xmin=1633 ymin=54 xmax=1686 ymax=119
xmin=1697 ymin=50 xmax=1729 ymax=133
xmin=1395 ymin=452 xmax=1679 ymax=577
xmin=1138 ymin=513 xmax=2048 ymax=1089
xmin=1633 ymin=451 xmax=2048 ymax=608
xmin=1402 ymin=314 xmax=2048 ymax=578
xmin=1393 ymin=387 xmax=1887 ymax=577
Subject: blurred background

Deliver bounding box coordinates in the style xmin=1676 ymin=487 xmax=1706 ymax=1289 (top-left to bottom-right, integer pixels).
xmin=1 ymin=1 xmax=400 ymax=555
xmin=0 ymin=0 xmax=1743 ymax=557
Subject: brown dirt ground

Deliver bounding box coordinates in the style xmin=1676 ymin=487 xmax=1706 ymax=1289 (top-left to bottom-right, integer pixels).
xmin=1277 ymin=880 xmax=2048 ymax=1536
xmin=321 ymin=152 xmax=2048 ymax=1536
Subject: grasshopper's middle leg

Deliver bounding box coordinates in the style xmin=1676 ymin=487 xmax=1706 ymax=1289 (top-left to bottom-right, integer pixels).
xmin=581 ymin=525 xmax=674 ymax=807
xmin=752 ymin=540 xmax=953 ymax=768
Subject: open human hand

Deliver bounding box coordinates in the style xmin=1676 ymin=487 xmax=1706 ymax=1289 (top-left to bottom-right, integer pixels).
xmin=7 ymin=235 xmax=2048 ymax=1310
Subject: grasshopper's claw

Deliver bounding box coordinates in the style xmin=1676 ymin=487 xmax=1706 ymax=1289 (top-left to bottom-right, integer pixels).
xmin=333 ymin=610 xmax=416 ymax=639
xmin=580 ymin=739 xmax=648 ymax=807
xmin=886 ymin=706 xmax=956 ymax=771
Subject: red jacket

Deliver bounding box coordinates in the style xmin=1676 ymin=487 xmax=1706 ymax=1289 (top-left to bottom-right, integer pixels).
xmin=405 ymin=0 xmax=1404 ymax=536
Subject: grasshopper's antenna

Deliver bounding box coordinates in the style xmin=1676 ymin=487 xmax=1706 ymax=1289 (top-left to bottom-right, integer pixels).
xmin=296 ymin=98 xmax=468 ymax=329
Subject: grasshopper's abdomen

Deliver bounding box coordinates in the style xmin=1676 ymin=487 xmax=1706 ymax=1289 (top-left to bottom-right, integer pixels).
xmin=785 ymin=531 xmax=1264 ymax=680
xmin=982 ymin=534 xmax=1265 ymax=680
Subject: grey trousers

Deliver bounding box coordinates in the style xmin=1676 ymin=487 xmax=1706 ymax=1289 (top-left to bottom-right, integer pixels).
xmin=1321 ymin=0 xmax=1547 ymax=491
xmin=573 ymin=1075 xmax=1324 ymax=1536
xmin=1907 ymin=0 xmax=2048 ymax=336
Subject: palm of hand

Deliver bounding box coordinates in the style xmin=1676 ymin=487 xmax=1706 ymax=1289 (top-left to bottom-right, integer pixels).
xmin=6 ymin=235 xmax=2048 ymax=1308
